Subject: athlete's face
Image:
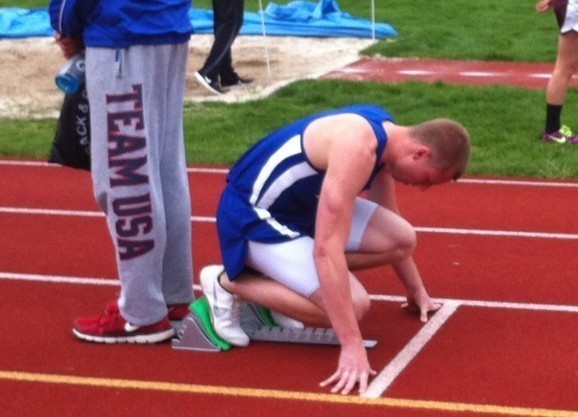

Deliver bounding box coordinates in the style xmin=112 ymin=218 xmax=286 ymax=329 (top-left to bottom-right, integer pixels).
xmin=388 ymin=152 xmax=454 ymax=190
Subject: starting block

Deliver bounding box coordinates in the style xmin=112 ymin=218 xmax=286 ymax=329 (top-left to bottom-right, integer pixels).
xmin=172 ymin=296 xmax=378 ymax=352
xmin=172 ymin=296 xmax=231 ymax=352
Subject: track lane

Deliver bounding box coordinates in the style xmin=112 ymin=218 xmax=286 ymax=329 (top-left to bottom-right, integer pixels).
xmin=323 ymin=57 xmax=578 ymax=90
xmin=2 ymin=162 xmax=578 ymax=234
xmin=1 ymin=160 xmax=577 ymax=416
xmin=2 ymin=212 xmax=577 ymax=305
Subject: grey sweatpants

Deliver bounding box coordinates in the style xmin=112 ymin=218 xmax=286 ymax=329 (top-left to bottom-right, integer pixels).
xmin=85 ymin=43 xmax=194 ymax=326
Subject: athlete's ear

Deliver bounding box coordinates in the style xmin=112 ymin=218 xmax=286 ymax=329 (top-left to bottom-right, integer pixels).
xmin=412 ymin=145 xmax=432 ymax=161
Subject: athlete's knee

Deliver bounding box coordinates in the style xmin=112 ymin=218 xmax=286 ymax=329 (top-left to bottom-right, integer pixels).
xmin=351 ymin=286 xmax=371 ymax=320
xmin=365 ymin=209 xmax=417 ymax=260
xmin=553 ymin=61 xmax=578 ymax=82
xmin=393 ymin=223 xmax=417 ymax=259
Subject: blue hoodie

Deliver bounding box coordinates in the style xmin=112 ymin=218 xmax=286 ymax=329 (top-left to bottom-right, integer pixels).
xmin=49 ymin=0 xmax=194 ymax=47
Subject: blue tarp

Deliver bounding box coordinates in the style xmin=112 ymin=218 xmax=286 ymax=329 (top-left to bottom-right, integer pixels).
xmin=0 ymin=7 xmax=52 ymax=38
xmin=0 ymin=0 xmax=397 ymax=40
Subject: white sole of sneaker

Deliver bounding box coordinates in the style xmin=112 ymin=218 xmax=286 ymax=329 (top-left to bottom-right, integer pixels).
xmin=72 ymin=328 xmax=175 ymax=344
xmin=194 ymin=72 xmax=222 ymax=95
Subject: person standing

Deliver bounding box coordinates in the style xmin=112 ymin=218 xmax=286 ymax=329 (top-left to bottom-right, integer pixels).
xmin=195 ymin=0 xmax=252 ymax=95
xmin=537 ymin=0 xmax=578 ymax=143
xmin=49 ymin=0 xmax=195 ymax=343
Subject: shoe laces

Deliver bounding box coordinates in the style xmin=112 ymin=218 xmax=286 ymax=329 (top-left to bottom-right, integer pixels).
xmin=98 ymin=308 xmax=123 ymax=326
xmin=230 ymin=298 xmax=242 ymax=323
xmin=214 ymin=273 xmax=241 ymax=325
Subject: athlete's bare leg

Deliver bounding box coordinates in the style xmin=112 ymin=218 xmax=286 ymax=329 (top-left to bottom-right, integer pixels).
xmin=547 ymin=31 xmax=578 ymax=105
xmin=346 ymin=205 xmax=416 ymax=270
xmin=219 ymin=270 xmax=369 ymax=327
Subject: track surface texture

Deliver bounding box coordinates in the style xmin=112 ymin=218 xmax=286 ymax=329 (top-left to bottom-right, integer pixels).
xmin=1 ymin=56 xmax=578 ymax=417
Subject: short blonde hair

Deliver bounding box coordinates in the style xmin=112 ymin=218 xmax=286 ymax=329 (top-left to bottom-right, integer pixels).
xmin=409 ymin=118 xmax=471 ymax=180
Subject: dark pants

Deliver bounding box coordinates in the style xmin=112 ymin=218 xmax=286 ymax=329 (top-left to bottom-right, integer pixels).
xmin=200 ymin=0 xmax=245 ymax=82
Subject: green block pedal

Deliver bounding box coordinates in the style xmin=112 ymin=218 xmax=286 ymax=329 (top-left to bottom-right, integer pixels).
xmin=171 ymin=296 xmax=231 ymax=352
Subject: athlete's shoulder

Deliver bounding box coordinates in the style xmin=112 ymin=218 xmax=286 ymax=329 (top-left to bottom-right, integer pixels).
xmin=335 ymin=104 xmax=395 ymax=123
xmin=49 ymin=0 xmax=98 ymax=36
xmin=81 ymin=0 xmax=193 ymax=47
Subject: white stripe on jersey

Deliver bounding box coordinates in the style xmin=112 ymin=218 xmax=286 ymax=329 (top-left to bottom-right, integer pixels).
xmin=248 ymin=133 xmax=314 ymax=240
xmin=257 ymin=161 xmax=317 ymax=209
xmin=252 ymin=207 xmax=300 ymax=238
xmin=250 ymin=134 xmax=302 ymax=206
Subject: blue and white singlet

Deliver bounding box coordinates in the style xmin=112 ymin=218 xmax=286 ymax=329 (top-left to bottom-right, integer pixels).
xmin=217 ymin=104 xmax=394 ymax=279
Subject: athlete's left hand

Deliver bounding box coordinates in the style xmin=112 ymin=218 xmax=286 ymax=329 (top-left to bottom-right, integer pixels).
xmin=402 ymin=291 xmax=442 ymax=322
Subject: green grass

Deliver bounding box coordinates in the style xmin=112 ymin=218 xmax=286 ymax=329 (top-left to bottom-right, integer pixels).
xmin=0 ymin=0 xmax=560 ymax=61
xmin=1 ymin=0 xmax=577 ymax=178
xmin=0 ymin=118 xmax=55 ymax=158
xmin=182 ymin=79 xmax=578 ymax=178
xmin=363 ymin=0 xmax=558 ymax=62
xmin=1 ymin=0 xmax=45 ymax=8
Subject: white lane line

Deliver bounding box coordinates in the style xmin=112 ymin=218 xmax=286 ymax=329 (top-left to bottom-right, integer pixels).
xmin=0 ymin=160 xmax=57 ymax=167
xmin=3 ymin=272 xmax=577 ymax=314
xmin=397 ymin=70 xmax=436 ymax=76
xmin=415 ymin=226 xmax=578 ymax=240
xmin=0 ymin=207 xmax=104 ymax=217
xmin=369 ymin=294 xmax=578 ymax=314
xmin=0 ymin=272 xmax=119 ymax=286
xmin=1 ymin=206 xmax=575 ymax=239
xmin=529 ymin=73 xmax=552 ymax=79
xmin=0 ymin=207 xmax=215 ymax=223
xmin=460 ymin=299 xmax=578 ymax=313
xmin=529 ymin=73 xmax=578 ymax=80
xmin=187 ymin=166 xmax=229 ymax=174
xmin=459 ymin=71 xmax=506 ymax=77
xmin=335 ymin=67 xmax=371 ymax=74
xmin=459 ymin=178 xmax=578 ymax=188
xmin=362 ymin=301 xmax=461 ymax=398
xmin=0 ymin=271 xmax=204 ymax=292
xmin=0 ymin=159 xmax=229 ymax=174
xmin=1 ymin=160 xmax=578 ymax=188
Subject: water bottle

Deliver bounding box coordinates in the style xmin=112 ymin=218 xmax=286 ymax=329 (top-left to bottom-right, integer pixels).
xmin=55 ymin=52 xmax=85 ymax=94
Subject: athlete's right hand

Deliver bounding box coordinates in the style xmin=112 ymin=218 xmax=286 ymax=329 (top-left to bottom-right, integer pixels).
xmin=54 ymin=32 xmax=83 ymax=59
xmin=319 ymin=342 xmax=376 ymax=395
xmin=536 ymin=0 xmax=552 ymax=12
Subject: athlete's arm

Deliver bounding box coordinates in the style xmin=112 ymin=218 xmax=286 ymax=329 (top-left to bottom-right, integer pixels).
xmin=367 ymin=165 xmax=442 ymax=322
xmin=306 ymin=115 xmax=377 ymax=394
xmin=49 ymin=0 xmax=98 ymax=37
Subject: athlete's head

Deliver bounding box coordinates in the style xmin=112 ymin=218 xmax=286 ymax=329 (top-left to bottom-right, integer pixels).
xmin=408 ymin=118 xmax=471 ymax=181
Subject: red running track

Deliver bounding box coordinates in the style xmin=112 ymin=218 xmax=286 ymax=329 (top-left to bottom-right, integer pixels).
xmin=324 ymin=57 xmax=578 ymax=89
xmin=0 ymin=160 xmax=577 ymax=417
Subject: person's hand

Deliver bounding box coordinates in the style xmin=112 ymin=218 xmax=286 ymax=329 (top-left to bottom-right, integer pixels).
xmin=536 ymin=0 xmax=552 ymax=12
xmin=54 ymin=32 xmax=83 ymax=59
xmin=320 ymin=343 xmax=376 ymax=395
xmin=402 ymin=291 xmax=442 ymax=322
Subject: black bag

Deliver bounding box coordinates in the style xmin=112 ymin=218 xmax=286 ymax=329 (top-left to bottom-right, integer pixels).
xmin=48 ymin=86 xmax=91 ymax=170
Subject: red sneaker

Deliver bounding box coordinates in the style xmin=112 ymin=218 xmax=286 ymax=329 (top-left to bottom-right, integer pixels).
xmin=167 ymin=304 xmax=190 ymax=321
xmin=105 ymin=300 xmax=190 ymax=321
xmin=73 ymin=303 xmax=175 ymax=344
